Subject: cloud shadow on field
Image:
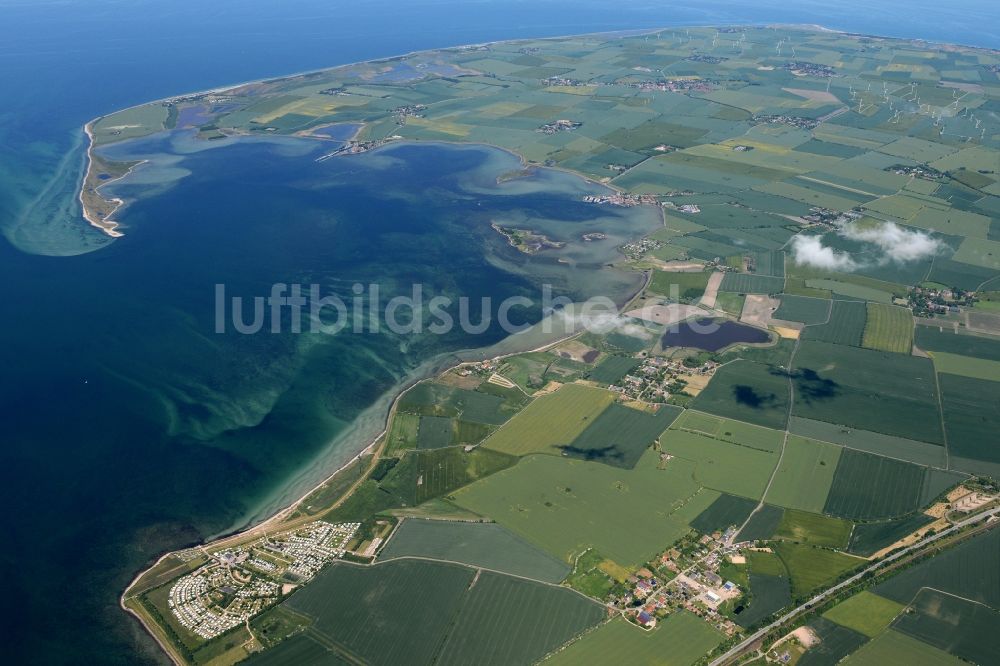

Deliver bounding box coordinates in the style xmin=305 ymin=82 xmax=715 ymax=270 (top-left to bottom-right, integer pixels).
xmin=732 ymin=384 xmax=778 ymax=410
xmin=556 ymin=443 xmax=626 ymax=465
xmin=787 ymin=367 xmax=839 ymax=403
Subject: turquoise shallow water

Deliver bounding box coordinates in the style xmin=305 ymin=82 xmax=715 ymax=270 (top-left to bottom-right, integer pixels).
xmin=90 ymin=132 xmax=659 ymax=520
xmin=0 ymin=132 xmax=661 ymax=663
xmin=2 ymin=0 xmax=999 ymax=662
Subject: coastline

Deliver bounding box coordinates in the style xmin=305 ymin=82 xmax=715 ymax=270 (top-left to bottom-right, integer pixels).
xmin=77 ymin=20 xmax=1000 ymax=241
xmin=75 ymin=25 xmax=668 ymax=238
xmin=93 ymin=22 xmax=1000 ymax=663
xmin=120 ymin=273 xmax=653 ymax=664
xmin=79 ymin=120 xmax=149 ymax=238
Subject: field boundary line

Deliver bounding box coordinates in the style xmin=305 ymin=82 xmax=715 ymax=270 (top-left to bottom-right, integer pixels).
xmin=794 ymin=175 xmax=878 ymax=198
xmin=735 ymin=337 xmax=800 ymax=541
xmin=370 ymin=555 xmax=604 ymax=604
xmin=910 ymin=585 xmax=998 ymax=610
xmin=931 ymin=368 xmax=951 ymax=470
xmin=686 ymin=406 xmax=959 ymax=473
xmin=303 ymin=627 xmax=366 ymax=665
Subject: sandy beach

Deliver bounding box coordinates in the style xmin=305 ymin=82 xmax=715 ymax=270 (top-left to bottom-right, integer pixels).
xmin=78 ymin=120 xmax=148 ymax=238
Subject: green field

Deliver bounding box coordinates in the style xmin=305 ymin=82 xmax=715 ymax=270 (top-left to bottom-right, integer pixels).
xmin=803 ymin=279 xmax=893 ymax=303
xmin=649 ymin=270 xmax=712 ymax=302
xmin=921 ymin=468 xmax=965 ymax=505
xmin=862 ymin=303 xmax=913 ymax=353
xmin=451 ymin=419 xmax=494 ymax=447
xmin=322 ymin=479 xmax=405 ymax=524
xmin=715 ymin=418 xmax=785 ymax=452
xmin=672 ymin=411 xmax=784 ymax=452
xmin=774 ymin=295 xmax=832 ymax=325
xmin=774 ymin=543 xmax=864 ymax=598
xmin=892 ymin=588 xmax=1000 ymax=665
xmin=244 ymin=634 xmax=348 ymax=666
xmin=672 ymin=410 xmax=728 ymax=437
xmin=435 ymin=571 xmax=605 ymax=666
xmin=452 ymin=450 xmax=705 ymax=566
xmin=802 ymin=300 xmax=868 ymax=346
xmin=285 ymin=559 xmax=601 ymax=666
xmin=823 ymin=449 xmax=927 ymax=520
xmin=385 ymin=413 xmax=420 ymax=455
xmin=660 ymin=429 xmax=779 ymax=500
xmin=588 ymin=355 xmax=641 ymax=384
xmin=747 ymin=250 xmax=786 ymax=277
xmin=734 ymin=573 xmax=792 ymax=628
xmin=847 ymin=512 xmax=935 ymax=556
xmin=939 ymin=373 xmax=1000 ymax=469
xmin=690 ymin=493 xmax=759 ymax=535
xmin=842 ymin=630 xmax=964 ymax=666
xmin=791 ymin=341 xmax=944 ymax=445
xmin=377 ymin=519 xmax=570 ymax=583
xmin=544 ymin=612 xmax=724 ymax=666
xmin=498 ymin=354 xmax=556 ymax=393
xmin=787 ymin=417 xmax=946 ymax=467
xmin=287 ymin=560 xmax=474 ymax=665
xmin=927 ymin=258 xmax=999 ymax=291
xmin=784 ymin=277 xmax=834 ymax=300
xmin=930 ymin=351 xmax=1000 ymax=381
xmin=293 ymin=455 xmax=373 ymax=520
xmin=375 ymin=446 xmax=519 ymax=508
xmin=876 ymin=529 xmax=1000 ymax=610
xmin=417 ymin=415 xmax=457 ymax=449
xmin=398 ymin=381 xmax=523 ymax=424
xmin=483 ymin=384 xmax=615 ymax=456
xmin=564 ymin=403 xmax=680 ymax=469
xmin=747 ymin=550 xmax=787 ymax=577
xmin=565 ymin=548 xmax=617 ymax=599
xmin=692 ymin=360 xmax=790 ymax=430
xmin=822 ymin=591 xmax=905 ymax=637
xmin=715 ymin=292 xmax=746 ymax=316
xmin=798 ymin=618 xmax=868 ymax=666
xmin=92 ymin=103 xmax=170 ymax=144
xmin=764 ymin=436 xmax=841 ymax=513
xmin=914 ymin=326 xmax=1000 ymax=362
xmin=773 ymin=509 xmax=853 ymax=549
xmin=719 ymin=273 xmax=785 ymax=294
xmin=737 ymin=504 xmax=784 ymax=542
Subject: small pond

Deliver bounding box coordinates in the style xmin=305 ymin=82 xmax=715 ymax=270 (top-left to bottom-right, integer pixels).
xmin=661 ymin=318 xmax=771 ymax=352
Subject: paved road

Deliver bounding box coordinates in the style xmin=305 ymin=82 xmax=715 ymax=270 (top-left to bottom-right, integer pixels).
xmin=711 ymin=506 xmax=1000 ymax=666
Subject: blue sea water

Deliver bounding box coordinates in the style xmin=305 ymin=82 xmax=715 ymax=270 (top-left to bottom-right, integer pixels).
xmin=1 ymin=0 xmax=999 ymax=663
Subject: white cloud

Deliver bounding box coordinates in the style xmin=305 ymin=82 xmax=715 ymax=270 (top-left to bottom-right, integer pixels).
xmin=789 ymin=234 xmax=858 ymax=270
xmin=555 ymin=309 xmax=653 ymax=338
xmin=790 ymin=222 xmax=943 ymax=271
xmin=840 ymin=222 xmax=942 ymax=263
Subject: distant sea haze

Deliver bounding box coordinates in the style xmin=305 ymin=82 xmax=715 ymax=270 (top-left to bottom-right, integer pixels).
xmin=1 ymin=0 xmax=999 ymax=663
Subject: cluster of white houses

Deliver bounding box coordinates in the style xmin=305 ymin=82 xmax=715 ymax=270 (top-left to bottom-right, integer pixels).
xmin=167 ymin=521 xmax=359 ymax=639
